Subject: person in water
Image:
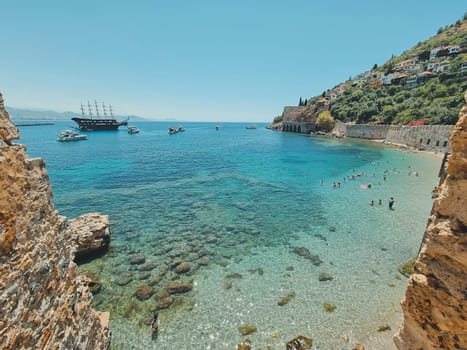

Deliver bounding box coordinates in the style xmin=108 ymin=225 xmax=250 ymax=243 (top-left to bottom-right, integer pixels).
xmin=151 ymin=312 xmax=160 ymax=339
xmin=389 ymin=197 xmax=395 ymax=210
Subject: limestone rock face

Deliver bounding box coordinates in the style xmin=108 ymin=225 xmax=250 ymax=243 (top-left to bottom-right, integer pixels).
xmin=0 ymin=97 xmax=110 ymax=349
xmin=0 ymin=93 xmax=19 ymax=143
xmin=394 ymin=100 xmax=467 ymax=349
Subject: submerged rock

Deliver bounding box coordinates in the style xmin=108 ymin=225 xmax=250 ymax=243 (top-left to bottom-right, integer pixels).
xmin=115 ymin=276 xmax=132 ymax=286
xmin=139 ymin=262 xmax=156 ymax=271
xmin=166 ymin=282 xmax=193 ymax=294
xmin=377 ymin=325 xmax=391 ymax=332
xmin=248 ymin=267 xmax=264 ymax=275
xmin=238 ymin=325 xmax=257 ymax=336
xmin=323 ymin=303 xmax=336 ymax=312
xmin=278 ymin=292 xmax=296 ymax=306
xmin=398 ymin=258 xmax=416 ymax=277
xmin=352 ymin=344 xmax=366 ymax=350
xmin=175 ymin=262 xmax=191 ymax=274
xmin=135 ymin=284 xmax=154 ymax=301
xmin=237 ymin=339 xmax=252 ymax=350
xmin=198 ymin=256 xmax=210 ymax=266
xmin=130 ymin=255 xmax=146 ymax=265
xmin=293 ymin=247 xmax=323 ymax=266
xmin=156 ymin=296 xmax=174 ymax=310
xmin=318 ymin=272 xmax=333 ymax=282
xmin=286 ymin=335 xmax=313 ymax=350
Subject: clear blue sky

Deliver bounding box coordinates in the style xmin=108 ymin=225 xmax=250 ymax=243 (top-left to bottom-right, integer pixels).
xmin=1 ymin=1 xmax=465 ymax=122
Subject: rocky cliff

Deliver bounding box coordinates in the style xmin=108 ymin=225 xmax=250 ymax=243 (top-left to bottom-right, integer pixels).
xmin=0 ymin=93 xmax=110 ymax=349
xmin=394 ymin=96 xmax=467 ymax=349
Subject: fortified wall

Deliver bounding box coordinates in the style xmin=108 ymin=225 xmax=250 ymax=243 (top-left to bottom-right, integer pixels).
xmin=0 ymin=94 xmax=110 ymax=349
xmin=334 ymin=120 xmax=454 ymax=153
xmin=281 ymin=106 xmax=316 ymax=134
xmin=394 ymin=96 xmax=467 ymax=349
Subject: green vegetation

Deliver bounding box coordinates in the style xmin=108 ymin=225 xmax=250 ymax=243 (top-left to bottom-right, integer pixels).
xmin=272 ymin=115 xmax=283 ymax=124
xmin=316 ymin=111 xmax=335 ymax=131
xmin=330 ymin=71 xmax=466 ymax=125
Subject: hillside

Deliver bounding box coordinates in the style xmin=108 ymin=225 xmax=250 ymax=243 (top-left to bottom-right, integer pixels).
xmin=274 ymin=15 xmax=467 ymax=127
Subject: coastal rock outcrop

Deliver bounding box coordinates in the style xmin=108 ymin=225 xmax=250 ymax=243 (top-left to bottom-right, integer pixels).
xmin=394 ymin=95 xmax=467 ymax=349
xmin=0 ymin=96 xmax=110 ymax=349
xmin=68 ymin=213 xmax=111 ymax=263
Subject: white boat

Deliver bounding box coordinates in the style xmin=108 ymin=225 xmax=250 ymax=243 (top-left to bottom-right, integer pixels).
xmin=168 ymin=126 xmax=185 ymax=134
xmin=245 ymin=125 xmax=257 ymax=129
xmin=57 ymin=130 xmax=87 ymax=142
xmin=128 ymin=126 xmax=140 ymax=134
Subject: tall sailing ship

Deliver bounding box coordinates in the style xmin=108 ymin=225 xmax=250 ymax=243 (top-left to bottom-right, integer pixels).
xmin=72 ymin=101 xmax=129 ymax=130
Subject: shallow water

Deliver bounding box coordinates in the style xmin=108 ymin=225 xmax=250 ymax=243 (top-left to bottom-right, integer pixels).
xmin=17 ymin=121 xmax=441 ymax=349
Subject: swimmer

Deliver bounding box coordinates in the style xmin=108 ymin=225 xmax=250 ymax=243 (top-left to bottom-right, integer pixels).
xmin=369 ymin=200 xmax=374 ymax=206
xmin=152 ymin=312 xmax=160 ymax=334
xmin=389 ymin=197 xmax=395 ymax=210
xmin=378 ymin=199 xmax=382 ymax=205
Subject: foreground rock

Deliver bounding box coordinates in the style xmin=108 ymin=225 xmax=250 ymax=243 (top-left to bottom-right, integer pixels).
xmin=67 ymin=213 xmax=111 ymax=263
xmin=286 ymin=335 xmax=313 ymax=350
xmin=394 ymin=96 xmax=467 ymax=350
xmin=0 ymin=95 xmax=110 ymax=349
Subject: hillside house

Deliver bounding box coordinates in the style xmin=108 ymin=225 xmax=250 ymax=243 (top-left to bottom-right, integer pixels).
xmin=394 ymin=56 xmax=420 ymax=71
xmin=427 ymin=61 xmax=439 ymax=71
xmin=406 ymin=76 xmax=418 ymax=89
xmin=436 ymin=61 xmax=450 ymax=72
xmin=447 ymin=45 xmax=460 ymax=55
xmin=460 ymin=62 xmax=467 ymax=71
xmin=430 ymin=47 xmax=443 ymax=60
xmin=406 ymin=71 xmax=436 ymax=88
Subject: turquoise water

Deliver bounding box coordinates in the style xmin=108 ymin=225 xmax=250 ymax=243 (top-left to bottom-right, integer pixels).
xmin=17 ymin=121 xmax=441 ymax=349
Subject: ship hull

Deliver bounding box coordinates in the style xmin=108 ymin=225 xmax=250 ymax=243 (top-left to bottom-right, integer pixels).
xmin=72 ymin=117 xmax=128 ymax=131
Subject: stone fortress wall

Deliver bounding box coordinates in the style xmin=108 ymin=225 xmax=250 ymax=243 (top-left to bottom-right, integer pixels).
xmin=333 ymin=120 xmax=454 ymax=153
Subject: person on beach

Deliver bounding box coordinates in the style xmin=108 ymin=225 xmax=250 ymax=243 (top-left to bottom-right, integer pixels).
xmin=389 ymin=197 xmax=395 ymax=210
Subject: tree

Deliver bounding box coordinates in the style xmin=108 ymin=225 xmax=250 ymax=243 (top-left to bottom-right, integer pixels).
xmin=372 ymin=63 xmax=378 ymax=70
xmin=299 ymin=97 xmax=303 ymax=106
xmin=316 ymin=110 xmax=335 ymax=131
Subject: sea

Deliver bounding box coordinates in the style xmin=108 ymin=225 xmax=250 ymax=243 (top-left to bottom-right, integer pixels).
xmin=16 ymin=120 xmax=441 ymax=350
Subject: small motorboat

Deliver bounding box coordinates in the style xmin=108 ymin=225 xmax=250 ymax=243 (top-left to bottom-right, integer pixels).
xmin=168 ymin=126 xmax=185 ymax=134
xmin=128 ymin=126 xmax=140 ymax=134
xmin=245 ymin=125 xmax=257 ymax=129
xmin=57 ymin=130 xmax=87 ymax=142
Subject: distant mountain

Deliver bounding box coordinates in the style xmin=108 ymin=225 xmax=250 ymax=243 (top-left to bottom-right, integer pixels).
xmin=7 ymin=106 xmax=147 ymax=121
xmin=273 ymin=15 xmax=467 ymax=126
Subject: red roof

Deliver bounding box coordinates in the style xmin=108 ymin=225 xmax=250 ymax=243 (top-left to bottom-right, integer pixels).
xmin=407 ymin=118 xmax=430 ymax=126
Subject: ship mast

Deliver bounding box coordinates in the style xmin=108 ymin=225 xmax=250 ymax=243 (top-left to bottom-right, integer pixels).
xmin=102 ymin=102 xmax=107 ymax=118
xmin=109 ymin=105 xmax=114 ymax=118
xmin=80 ymin=103 xmax=85 ymax=118
xmin=94 ymin=100 xmax=100 ymax=118
xmin=87 ymin=101 xmax=93 ymax=119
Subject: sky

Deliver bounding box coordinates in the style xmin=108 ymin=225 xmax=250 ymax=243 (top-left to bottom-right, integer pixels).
xmin=1 ymin=1 xmax=465 ymax=122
